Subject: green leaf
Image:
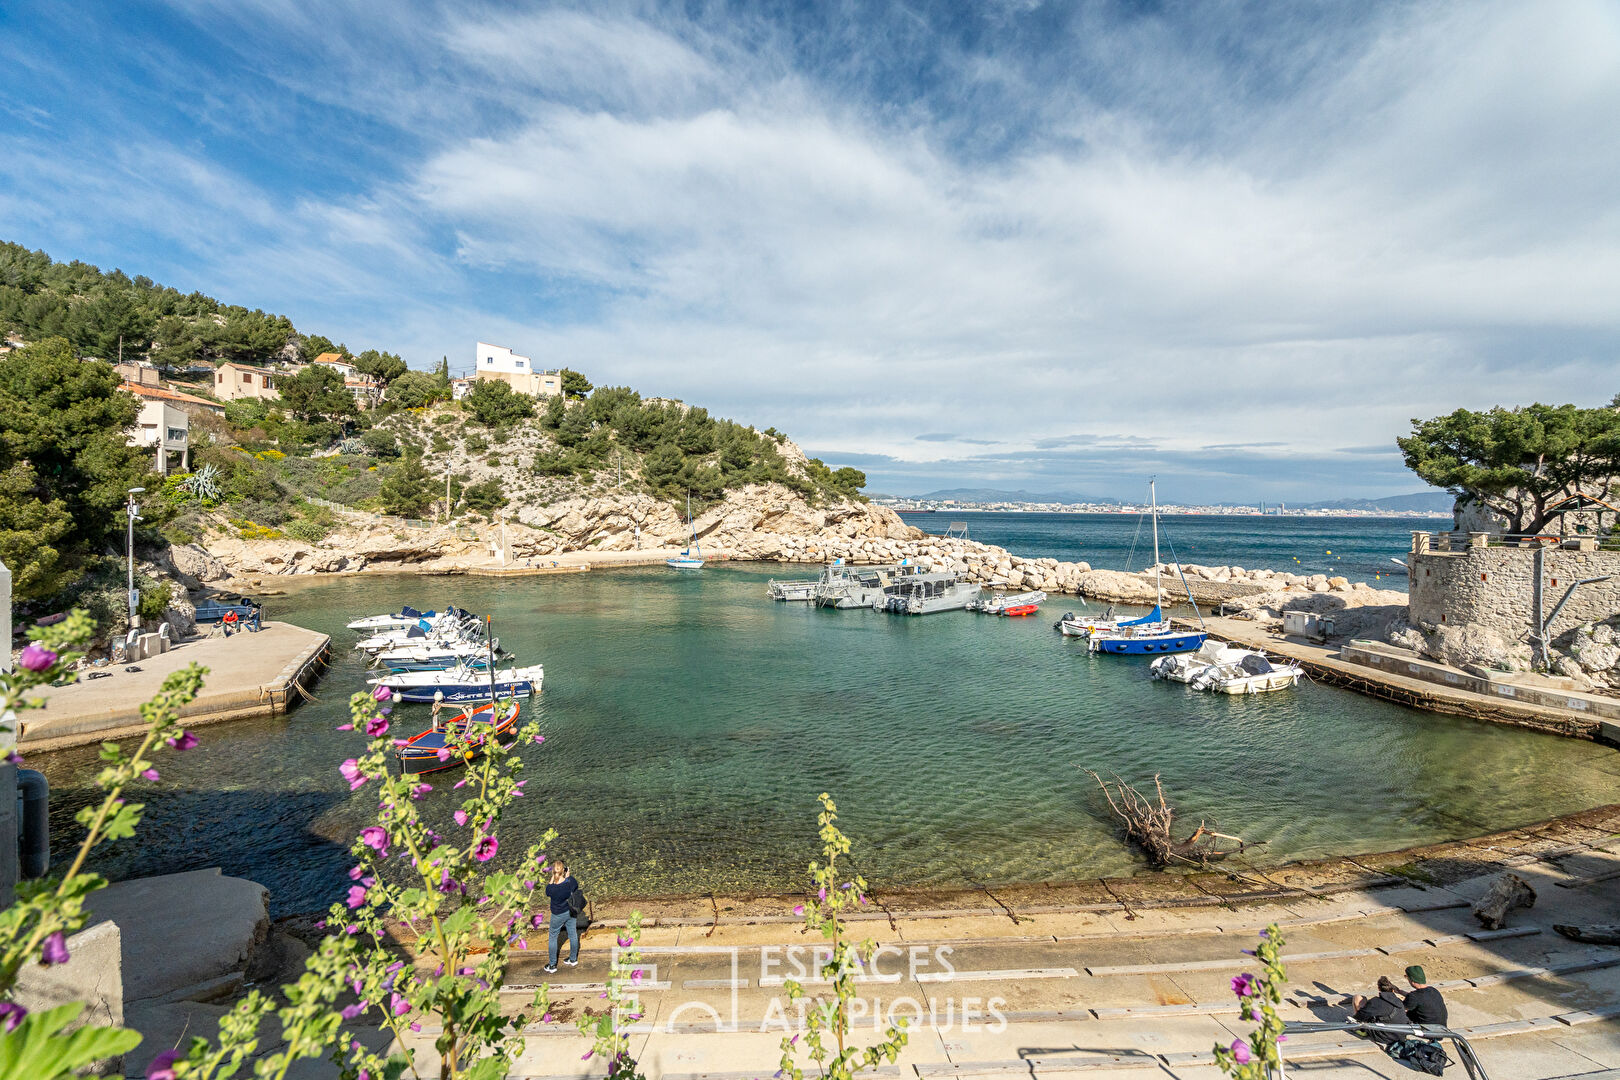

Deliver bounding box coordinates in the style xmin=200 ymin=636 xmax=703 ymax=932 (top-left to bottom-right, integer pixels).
xmin=0 ymin=1004 xmax=142 ymax=1080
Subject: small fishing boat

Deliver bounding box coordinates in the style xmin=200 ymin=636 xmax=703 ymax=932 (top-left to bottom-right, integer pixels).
xmin=767 ymin=578 xmax=818 ymax=601
xmin=395 ymin=700 xmax=521 ymax=775
xmin=969 ymin=590 xmax=1046 ymax=616
xmin=353 ymin=616 xmax=480 ymax=654
xmin=667 ymin=493 xmax=704 ymax=569
xmin=1088 ymin=480 xmax=1209 ymax=657
xmin=371 ymin=641 xmax=504 ymax=672
xmin=347 ymin=605 xmax=446 ymax=632
xmin=1190 ymin=652 xmax=1304 ymax=694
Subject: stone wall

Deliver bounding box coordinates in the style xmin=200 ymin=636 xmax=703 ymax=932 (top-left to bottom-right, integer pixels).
xmin=1408 ymin=537 xmax=1620 ymax=646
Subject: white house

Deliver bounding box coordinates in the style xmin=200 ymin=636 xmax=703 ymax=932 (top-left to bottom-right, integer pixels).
xmin=128 ymin=397 xmax=189 ymax=474
xmin=215 ymin=361 xmax=280 ymax=402
xmin=473 ymin=341 xmax=562 ymax=397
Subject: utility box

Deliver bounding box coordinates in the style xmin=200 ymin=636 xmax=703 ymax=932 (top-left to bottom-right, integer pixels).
xmin=1282 ymin=611 xmax=1335 ymax=643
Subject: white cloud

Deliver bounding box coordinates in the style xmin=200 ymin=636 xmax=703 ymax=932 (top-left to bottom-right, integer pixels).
xmin=7 ymin=0 xmax=1619 ymax=499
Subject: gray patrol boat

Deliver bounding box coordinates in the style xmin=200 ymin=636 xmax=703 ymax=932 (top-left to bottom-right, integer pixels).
xmin=875 ymin=571 xmax=981 ymax=614
xmin=812 ymin=562 xmax=922 ymax=609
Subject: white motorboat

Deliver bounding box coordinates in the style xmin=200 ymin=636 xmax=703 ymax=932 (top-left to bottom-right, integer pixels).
xmin=1149 ymin=640 xmax=1254 ymax=683
xmin=1056 ymin=608 xmax=1168 ymax=638
xmin=346 ymin=605 xmax=450 ymax=632
xmin=1191 ymin=652 xmax=1305 ymax=694
xmin=370 ymin=662 xmax=543 ymax=690
xmin=370 ymin=662 xmax=544 ymax=702
xmin=968 ymin=589 xmax=1047 ymax=616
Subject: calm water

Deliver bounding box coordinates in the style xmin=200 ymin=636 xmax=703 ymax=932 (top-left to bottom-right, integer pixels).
xmin=37 ymin=565 xmax=1619 ymax=914
xmin=900 ymin=512 xmax=1422 ymax=587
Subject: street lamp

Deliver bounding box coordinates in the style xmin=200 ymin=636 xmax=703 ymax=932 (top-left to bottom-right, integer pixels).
xmin=126 ymin=487 xmax=145 ymax=627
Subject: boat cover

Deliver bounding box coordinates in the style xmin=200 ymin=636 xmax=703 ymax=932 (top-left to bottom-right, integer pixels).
xmin=1239 ymin=653 xmax=1274 ymax=675
xmin=1120 ymin=605 xmax=1163 ymax=627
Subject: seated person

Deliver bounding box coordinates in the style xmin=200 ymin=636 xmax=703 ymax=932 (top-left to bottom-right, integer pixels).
xmin=1402 ymin=965 xmax=1448 ymax=1028
xmin=1350 ymin=976 xmax=1408 ymax=1046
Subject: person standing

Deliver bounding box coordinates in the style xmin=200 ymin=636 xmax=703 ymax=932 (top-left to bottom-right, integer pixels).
xmin=543 ymin=862 xmax=581 ymax=973
xmin=1402 ymin=965 xmax=1447 ymax=1027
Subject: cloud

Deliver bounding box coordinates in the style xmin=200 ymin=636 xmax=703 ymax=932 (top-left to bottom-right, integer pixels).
xmin=3 ymin=0 xmax=1618 ymax=502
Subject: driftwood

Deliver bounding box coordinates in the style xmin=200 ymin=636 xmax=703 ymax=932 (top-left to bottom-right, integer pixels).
xmin=1083 ymin=770 xmax=1259 ymax=868
xmin=1472 ymin=872 xmax=1537 ymax=929
xmin=1554 ymin=924 xmax=1620 ymax=945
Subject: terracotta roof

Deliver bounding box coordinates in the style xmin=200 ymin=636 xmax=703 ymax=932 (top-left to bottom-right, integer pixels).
xmin=314 ymin=352 xmax=350 ymax=366
xmin=120 ymin=383 xmax=225 ymax=410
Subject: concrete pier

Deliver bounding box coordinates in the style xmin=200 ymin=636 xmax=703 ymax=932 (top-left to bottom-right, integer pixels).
xmin=21 ymin=622 xmax=330 ymax=751
xmin=1183 ymin=615 xmax=1613 ymax=740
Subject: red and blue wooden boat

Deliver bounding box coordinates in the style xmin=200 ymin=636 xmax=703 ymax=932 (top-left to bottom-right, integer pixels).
xmin=394 ymin=701 xmax=521 ymax=775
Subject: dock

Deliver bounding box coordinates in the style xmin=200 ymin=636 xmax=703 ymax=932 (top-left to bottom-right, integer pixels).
xmin=1183 ymin=614 xmax=1616 ymax=741
xmin=22 ymin=622 xmax=331 ymax=752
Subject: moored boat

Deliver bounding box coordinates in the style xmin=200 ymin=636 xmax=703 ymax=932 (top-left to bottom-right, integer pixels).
xmin=394 ymin=700 xmax=521 ymax=775
xmin=370 ymin=662 xmax=544 ymax=703
xmin=767 ymin=578 xmax=818 ymax=601
xmin=667 ymin=493 xmax=705 ymax=569
xmin=1190 ymin=652 xmax=1304 ymax=694
xmin=970 ymin=590 xmax=1047 ymax=616
xmin=346 ymin=605 xmax=447 ymax=632
xmin=1088 ymin=480 xmax=1209 ymax=657
xmin=1149 ymin=640 xmax=1253 ymax=682
xmin=875 ymin=571 xmax=980 ymax=615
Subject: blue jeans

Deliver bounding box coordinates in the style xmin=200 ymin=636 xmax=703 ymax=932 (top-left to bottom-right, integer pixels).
xmin=547 ymin=910 xmax=579 ymax=966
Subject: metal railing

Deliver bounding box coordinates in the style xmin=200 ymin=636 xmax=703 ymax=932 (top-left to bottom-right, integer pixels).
xmin=1410 ymin=530 xmax=1620 ymax=554
xmin=301 ymin=496 xmax=482 ymax=540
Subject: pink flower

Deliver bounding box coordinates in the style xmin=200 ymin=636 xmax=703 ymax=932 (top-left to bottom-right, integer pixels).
xmin=435 ymin=747 xmax=453 ymax=762
xmin=409 ymin=1021 xmax=421 ymax=1032
xmin=410 ymin=783 xmax=431 ymax=799
xmin=472 ymin=835 xmax=498 ymax=862
xmin=341 ymin=1002 xmax=365 ymax=1020
xmin=630 ymin=969 xmax=643 ymax=983
xmin=793 ymin=905 xmax=805 ymax=916
xmin=360 ymin=827 xmax=388 ymax=855
xmin=390 ymin=993 xmax=410 ymax=1017
xmin=339 ymin=759 xmax=366 ymax=791
xmin=1230 ymin=1039 xmax=1251 ymax=1065
xmin=0 ymin=1001 xmax=26 ymax=1032
xmin=166 ymin=730 xmax=198 ymax=751
xmin=347 ymin=885 xmax=368 ymax=909
xmin=372 ymin=685 xmax=392 ymax=701
xmin=616 ymin=934 xmax=634 ymax=947
xmin=348 ymin=864 xmax=365 ymax=880
xmin=533 ymin=734 xmax=545 ymax=744
xmin=364 ymin=715 xmax=388 ymax=737
xmin=146 ymin=1050 xmax=181 ymax=1080
xmin=18 ymin=643 xmax=57 ymax=671
xmin=453 ymin=810 xmax=468 ymax=826
xmin=141 ymin=768 xmax=160 ymax=782
xmin=40 ymin=931 xmax=68 ymax=965
xmin=1231 ymin=973 xmax=1256 ymax=998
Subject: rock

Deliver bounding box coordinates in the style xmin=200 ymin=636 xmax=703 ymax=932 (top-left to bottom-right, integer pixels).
xmin=85 ymin=868 xmax=269 ymax=1003
xmin=165 ymin=543 xmax=230 ymax=587
xmin=1327 ymin=576 xmax=1350 ymax=590
xmin=1472 ymin=872 xmax=1536 ymax=930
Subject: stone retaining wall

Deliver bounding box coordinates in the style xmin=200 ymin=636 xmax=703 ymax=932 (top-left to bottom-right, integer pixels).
xmin=1408 ymin=539 xmax=1620 ymax=645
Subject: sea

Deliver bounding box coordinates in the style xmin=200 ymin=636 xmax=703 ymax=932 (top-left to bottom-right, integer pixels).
xmin=34 ymin=556 xmax=1618 ymax=914
xmin=897 ymin=511 xmax=1424 ymax=587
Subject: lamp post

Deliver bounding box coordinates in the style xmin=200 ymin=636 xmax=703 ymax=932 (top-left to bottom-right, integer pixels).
xmin=126 ymin=487 xmax=145 ymax=628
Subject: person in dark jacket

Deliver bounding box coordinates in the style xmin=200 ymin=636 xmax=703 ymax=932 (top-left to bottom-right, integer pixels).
xmin=1351 ymin=976 xmax=1409 ymax=1047
xmin=543 ymin=862 xmax=581 ymax=973
xmin=1402 ymin=965 xmax=1447 ymax=1027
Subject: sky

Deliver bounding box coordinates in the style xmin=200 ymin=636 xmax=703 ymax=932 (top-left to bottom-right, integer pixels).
xmin=2 ymin=0 xmax=1617 ymax=503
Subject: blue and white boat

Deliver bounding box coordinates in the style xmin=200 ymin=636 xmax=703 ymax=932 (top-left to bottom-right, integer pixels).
xmin=347 ymin=605 xmax=449 ymax=632
xmin=1088 ymin=480 xmax=1208 ymax=656
xmin=667 ymin=493 xmax=705 ymax=569
xmin=371 ymin=662 xmax=544 ymax=703
xmin=372 ymin=640 xmax=505 ymax=672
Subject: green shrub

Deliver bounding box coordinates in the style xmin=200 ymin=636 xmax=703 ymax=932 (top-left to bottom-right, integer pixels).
xmin=431 ymin=434 xmax=452 ymax=453
xmin=136 ymin=579 xmax=172 ymax=621
xmin=463 ymin=433 xmax=489 ymax=452
xmin=360 ymin=428 xmax=400 ymax=458
xmin=284 ymin=518 xmax=328 ymax=543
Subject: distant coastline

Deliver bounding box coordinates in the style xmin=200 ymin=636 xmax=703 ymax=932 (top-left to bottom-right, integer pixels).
xmin=880 ymin=502 xmax=1452 ymax=519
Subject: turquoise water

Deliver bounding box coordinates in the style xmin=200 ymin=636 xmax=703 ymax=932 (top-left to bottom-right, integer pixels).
xmin=36 ymin=564 xmax=1620 ymax=915
xmin=899 ymin=511 xmax=1420 ymax=587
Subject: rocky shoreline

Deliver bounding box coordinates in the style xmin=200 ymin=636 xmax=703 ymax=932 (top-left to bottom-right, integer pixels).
xmin=165 ymin=482 xmax=1412 ymax=643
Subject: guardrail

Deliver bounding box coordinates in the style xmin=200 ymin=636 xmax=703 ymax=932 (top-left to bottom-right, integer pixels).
xmin=301 ymin=496 xmax=482 ymax=541
xmin=1409 ymin=531 xmax=1620 ymax=554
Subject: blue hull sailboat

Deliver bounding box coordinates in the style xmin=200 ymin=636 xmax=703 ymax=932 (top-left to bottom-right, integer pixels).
xmin=1089 ymin=480 xmax=1209 ymax=656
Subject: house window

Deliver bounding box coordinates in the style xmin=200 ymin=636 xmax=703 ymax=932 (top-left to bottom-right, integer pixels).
xmin=516 ymin=359 xmax=525 ymax=368
xmin=486 ymin=356 xmax=494 ymax=365
xmin=242 ymin=373 xmax=252 ymax=384
xmin=1552 ymin=578 xmax=1559 ymax=587
xmin=167 ymin=427 xmax=186 ymax=442
xmin=216 ymin=372 xmax=224 ymax=383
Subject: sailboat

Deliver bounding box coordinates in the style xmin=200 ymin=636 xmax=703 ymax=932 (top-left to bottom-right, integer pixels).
xmin=1088 ymin=480 xmax=1209 ymax=656
xmin=667 ymin=492 xmax=704 ymax=569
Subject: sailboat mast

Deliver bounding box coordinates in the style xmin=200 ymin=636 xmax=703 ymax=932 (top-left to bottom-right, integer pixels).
xmin=1150 ymin=479 xmax=1162 ymax=603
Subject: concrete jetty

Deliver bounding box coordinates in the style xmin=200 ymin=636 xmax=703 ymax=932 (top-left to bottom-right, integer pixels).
xmin=1183 ymin=615 xmax=1617 ymax=741
xmin=22 ymin=622 xmax=330 ymax=751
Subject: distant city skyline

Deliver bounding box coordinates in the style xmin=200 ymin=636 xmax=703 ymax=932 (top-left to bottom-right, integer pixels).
xmin=2 ymin=1 xmax=1617 ymax=502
